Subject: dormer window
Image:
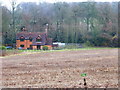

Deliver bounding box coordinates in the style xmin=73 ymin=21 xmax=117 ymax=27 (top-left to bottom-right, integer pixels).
xmin=29 ymin=37 xmax=32 ymax=42
xmin=20 ymin=36 xmax=25 ymax=41
xmin=36 ymin=35 xmax=42 ymax=42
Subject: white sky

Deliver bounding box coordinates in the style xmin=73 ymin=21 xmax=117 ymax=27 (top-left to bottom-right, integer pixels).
xmin=0 ymin=0 xmax=120 ymax=9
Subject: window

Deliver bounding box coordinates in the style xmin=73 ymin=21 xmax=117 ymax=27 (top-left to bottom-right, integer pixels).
xmin=20 ymin=36 xmax=25 ymax=41
xmin=20 ymin=45 xmax=24 ymax=47
xmin=36 ymin=38 xmax=41 ymax=42
xmin=29 ymin=37 xmax=32 ymax=42
xmin=36 ymin=35 xmax=42 ymax=42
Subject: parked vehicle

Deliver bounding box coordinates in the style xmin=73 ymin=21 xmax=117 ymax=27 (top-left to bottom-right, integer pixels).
xmin=6 ymin=46 xmax=13 ymax=49
xmin=18 ymin=47 xmax=23 ymax=50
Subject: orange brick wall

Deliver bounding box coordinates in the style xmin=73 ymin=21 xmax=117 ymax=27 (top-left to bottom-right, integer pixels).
xmin=16 ymin=40 xmax=53 ymax=50
xmin=32 ymin=46 xmax=37 ymax=49
xmin=26 ymin=40 xmax=32 ymax=48
xmin=16 ymin=40 xmax=32 ymax=49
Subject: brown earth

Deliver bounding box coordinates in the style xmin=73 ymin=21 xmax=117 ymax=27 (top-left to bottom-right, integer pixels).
xmin=1 ymin=49 xmax=118 ymax=88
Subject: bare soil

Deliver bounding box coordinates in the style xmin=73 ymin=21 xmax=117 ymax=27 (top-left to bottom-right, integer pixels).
xmin=2 ymin=49 xmax=118 ymax=88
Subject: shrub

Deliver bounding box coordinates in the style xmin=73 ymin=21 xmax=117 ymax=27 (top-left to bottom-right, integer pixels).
xmin=42 ymin=46 xmax=48 ymax=50
xmin=84 ymin=41 xmax=94 ymax=47
xmin=0 ymin=46 xmax=6 ymax=50
xmin=112 ymin=35 xmax=119 ymax=47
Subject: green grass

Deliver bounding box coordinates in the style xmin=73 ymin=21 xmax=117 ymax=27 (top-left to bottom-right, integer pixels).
xmin=51 ymin=47 xmax=117 ymax=52
xmin=1 ymin=47 xmax=118 ymax=57
xmin=14 ymin=47 xmax=118 ymax=54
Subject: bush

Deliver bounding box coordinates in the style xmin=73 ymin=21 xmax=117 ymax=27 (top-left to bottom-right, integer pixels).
xmin=112 ymin=35 xmax=119 ymax=47
xmin=0 ymin=46 xmax=6 ymax=50
xmin=83 ymin=41 xmax=94 ymax=47
xmin=42 ymin=46 xmax=48 ymax=50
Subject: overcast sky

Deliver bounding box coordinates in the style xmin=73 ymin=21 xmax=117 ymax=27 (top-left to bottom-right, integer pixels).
xmin=0 ymin=0 xmax=119 ymax=9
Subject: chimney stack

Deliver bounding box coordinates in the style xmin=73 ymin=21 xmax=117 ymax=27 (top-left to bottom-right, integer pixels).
xmin=21 ymin=26 xmax=27 ymax=32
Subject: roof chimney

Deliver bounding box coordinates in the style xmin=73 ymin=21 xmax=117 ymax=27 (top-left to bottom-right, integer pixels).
xmin=21 ymin=26 xmax=27 ymax=32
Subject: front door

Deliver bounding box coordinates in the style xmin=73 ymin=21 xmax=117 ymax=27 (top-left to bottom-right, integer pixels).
xmin=37 ymin=45 xmax=41 ymax=50
xmin=30 ymin=45 xmax=33 ymax=49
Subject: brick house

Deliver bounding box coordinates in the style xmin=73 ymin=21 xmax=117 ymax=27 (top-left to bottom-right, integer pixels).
xmin=16 ymin=27 xmax=52 ymax=50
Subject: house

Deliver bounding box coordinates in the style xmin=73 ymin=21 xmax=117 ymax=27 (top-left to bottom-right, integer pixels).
xmin=16 ymin=27 xmax=52 ymax=50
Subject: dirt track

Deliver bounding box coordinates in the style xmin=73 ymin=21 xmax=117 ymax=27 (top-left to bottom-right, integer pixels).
xmin=2 ymin=49 xmax=118 ymax=88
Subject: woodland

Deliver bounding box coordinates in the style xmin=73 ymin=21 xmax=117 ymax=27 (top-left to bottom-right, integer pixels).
xmin=1 ymin=2 xmax=119 ymax=47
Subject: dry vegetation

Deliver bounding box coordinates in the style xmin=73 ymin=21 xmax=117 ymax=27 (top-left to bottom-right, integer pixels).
xmin=0 ymin=50 xmax=23 ymax=56
xmin=2 ymin=49 xmax=118 ymax=88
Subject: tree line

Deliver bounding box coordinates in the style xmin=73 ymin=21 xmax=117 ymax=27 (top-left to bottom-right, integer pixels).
xmin=1 ymin=1 xmax=119 ymax=47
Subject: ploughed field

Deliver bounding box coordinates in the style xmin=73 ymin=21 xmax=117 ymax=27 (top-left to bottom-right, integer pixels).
xmin=2 ymin=49 xmax=118 ymax=88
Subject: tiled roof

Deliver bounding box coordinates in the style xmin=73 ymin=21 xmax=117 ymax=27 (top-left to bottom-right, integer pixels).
xmin=16 ymin=32 xmax=47 ymax=39
xmin=16 ymin=32 xmax=52 ymax=45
